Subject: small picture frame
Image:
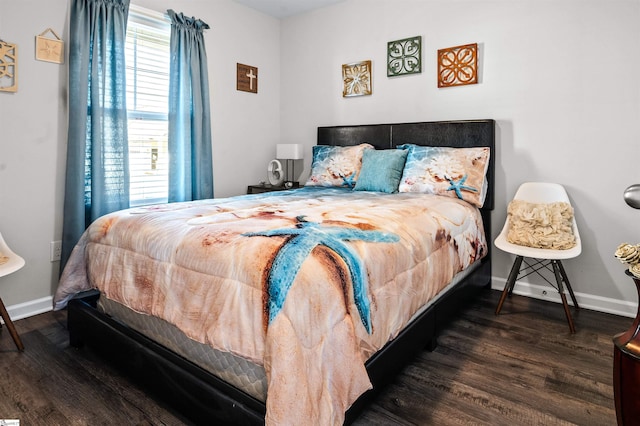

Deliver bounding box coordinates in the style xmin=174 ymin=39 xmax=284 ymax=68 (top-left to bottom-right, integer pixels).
xmin=237 ymin=63 xmax=258 ymax=93
xmin=0 ymin=40 xmax=18 ymax=92
xmin=387 ymin=36 xmax=421 ymax=77
xmin=342 ymin=60 xmax=372 ymax=97
xmin=438 ymin=43 xmax=478 ymax=88
xmin=35 ymin=28 xmax=64 ymax=64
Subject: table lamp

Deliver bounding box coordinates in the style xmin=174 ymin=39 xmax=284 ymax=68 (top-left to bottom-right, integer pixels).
xmin=276 ymin=144 xmax=303 ymax=188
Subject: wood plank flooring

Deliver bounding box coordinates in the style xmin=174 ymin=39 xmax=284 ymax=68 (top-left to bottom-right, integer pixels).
xmin=0 ymin=289 xmax=631 ymax=425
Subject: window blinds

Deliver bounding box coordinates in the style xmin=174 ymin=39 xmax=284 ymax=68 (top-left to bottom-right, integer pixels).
xmin=126 ymin=6 xmax=171 ymax=206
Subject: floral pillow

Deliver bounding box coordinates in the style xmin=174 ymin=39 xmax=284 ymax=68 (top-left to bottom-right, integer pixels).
xmin=305 ymin=143 xmax=374 ymax=188
xmin=397 ymin=144 xmax=490 ymax=207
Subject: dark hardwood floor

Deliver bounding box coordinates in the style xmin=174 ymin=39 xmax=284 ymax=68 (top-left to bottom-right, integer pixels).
xmin=0 ymin=289 xmax=630 ymax=425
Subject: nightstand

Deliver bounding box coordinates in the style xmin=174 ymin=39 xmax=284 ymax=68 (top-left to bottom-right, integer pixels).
xmin=247 ymin=184 xmax=287 ymax=194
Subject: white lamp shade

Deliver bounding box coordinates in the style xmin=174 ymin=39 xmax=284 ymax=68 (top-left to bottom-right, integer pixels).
xmin=276 ymin=144 xmax=304 ymax=160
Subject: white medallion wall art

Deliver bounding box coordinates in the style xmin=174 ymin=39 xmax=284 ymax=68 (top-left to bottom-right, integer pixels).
xmin=342 ymin=60 xmax=372 ymax=97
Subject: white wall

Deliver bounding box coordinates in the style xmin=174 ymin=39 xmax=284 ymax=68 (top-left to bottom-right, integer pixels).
xmin=0 ymin=0 xmax=68 ymax=316
xmin=0 ymin=0 xmax=281 ymax=314
xmin=1 ymin=0 xmax=639 ymax=319
xmin=280 ymin=0 xmax=640 ymax=316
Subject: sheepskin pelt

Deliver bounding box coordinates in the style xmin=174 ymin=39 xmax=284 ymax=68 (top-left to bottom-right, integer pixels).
xmin=507 ymin=200 xmax=576 ymax=250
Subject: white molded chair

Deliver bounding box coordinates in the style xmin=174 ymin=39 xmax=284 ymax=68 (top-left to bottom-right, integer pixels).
xmin=494 ymin=182 xmax=581 ymax=333
xmin=0 ymin=232 xmax=25 ymax=351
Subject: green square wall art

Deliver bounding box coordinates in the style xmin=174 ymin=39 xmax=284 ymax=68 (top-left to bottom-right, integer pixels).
xmin=387 ymin=36 xmax=421 ymax=77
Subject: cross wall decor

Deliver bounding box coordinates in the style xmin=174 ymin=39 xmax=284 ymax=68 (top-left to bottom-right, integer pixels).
xmin=237 ymin=63 xmax=258 ymax=94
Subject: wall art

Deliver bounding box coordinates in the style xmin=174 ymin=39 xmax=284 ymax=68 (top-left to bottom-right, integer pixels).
xmin=35 ymin=28 xmax=64 ymax=64
xmin=0 ymin=39 xmax=18 ymax=92
xmin=437 ymin=43 xmax=478 ymax=88
xmin=342 ymin=60 xmax=372 ymax=97
xmin=237 ymin=63 xmax=258 ymax=93
xmin=387 ymin=36 xmax=421 ymax=77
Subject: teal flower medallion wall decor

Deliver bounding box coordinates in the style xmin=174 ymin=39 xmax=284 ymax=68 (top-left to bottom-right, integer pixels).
xmin=387 ymin=36 xmax=422 ymax=77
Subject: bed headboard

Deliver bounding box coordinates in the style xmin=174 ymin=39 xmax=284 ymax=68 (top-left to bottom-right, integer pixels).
xmin=317 ymin=119 xmax=495 ymax=210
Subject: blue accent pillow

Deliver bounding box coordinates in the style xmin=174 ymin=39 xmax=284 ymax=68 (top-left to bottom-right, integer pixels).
xmin=354 ymin=149 xmax=408 ymax=193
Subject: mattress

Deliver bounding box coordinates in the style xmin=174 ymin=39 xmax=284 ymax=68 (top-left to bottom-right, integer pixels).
xmin=95 ymin=260 xmax=480 ymax=403
xmin=98 ymin=295 xmax=268 ymax=401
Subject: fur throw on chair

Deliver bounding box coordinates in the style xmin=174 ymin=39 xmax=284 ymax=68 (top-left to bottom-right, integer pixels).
xmin=507 ymin=200 xmax=576 ymax=250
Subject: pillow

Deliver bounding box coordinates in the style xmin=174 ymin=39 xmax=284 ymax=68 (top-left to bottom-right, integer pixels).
xmin=354 ymin=149 xmax=408 ymax=193
xmin=506 ymin=200 xmax=576 ymax=249
xmin=397 ymin=144 xmax=490 ymax=207
xmin=305 ymin=143 xmax=374 ymax=188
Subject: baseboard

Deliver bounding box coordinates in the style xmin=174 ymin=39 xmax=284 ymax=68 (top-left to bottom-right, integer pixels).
xmin=3 ymin=296 xmax=53 ymax=323
xmin=2 ymin=285 xmax=636 ymax=324
xmin=491 ymin=277 xmax=637 ymax=318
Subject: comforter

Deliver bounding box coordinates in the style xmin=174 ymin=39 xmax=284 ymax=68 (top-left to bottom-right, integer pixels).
xmin=54 ymin=187 xmax=487 ymax=425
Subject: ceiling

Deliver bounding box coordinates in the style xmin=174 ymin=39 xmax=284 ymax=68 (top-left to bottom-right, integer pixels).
xmin=232 ymin=0 xmax=346 ymax=19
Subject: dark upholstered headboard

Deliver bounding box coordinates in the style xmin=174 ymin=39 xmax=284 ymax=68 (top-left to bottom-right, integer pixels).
xmin=317 ymin=119 xmax=495 ymax=210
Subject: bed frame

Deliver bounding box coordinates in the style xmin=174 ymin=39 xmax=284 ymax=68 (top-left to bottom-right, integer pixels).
xmin=67 ymin=119 xmax=495 ymax=425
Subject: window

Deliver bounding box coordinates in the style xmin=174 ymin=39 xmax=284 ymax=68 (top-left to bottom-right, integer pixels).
xmin=125 ymin=6 xmax=171 ymax=206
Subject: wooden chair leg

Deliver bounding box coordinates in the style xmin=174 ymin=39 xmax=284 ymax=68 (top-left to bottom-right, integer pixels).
xmin=0 ymin=296 xmax=24 ymax=351
xmin=496 ymin=255 xmax=523 ymax=315
xmin=552 ymin=261 xmax=576 ymax=333
xmin=559 ymin=292 xmax=576 ymax=334
xmin=556 ymin=260 xmax=579 ymax=310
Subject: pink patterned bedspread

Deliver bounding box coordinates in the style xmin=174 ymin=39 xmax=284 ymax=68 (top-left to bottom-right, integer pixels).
xmin=54 ymin=187 xmax=487 ymax=425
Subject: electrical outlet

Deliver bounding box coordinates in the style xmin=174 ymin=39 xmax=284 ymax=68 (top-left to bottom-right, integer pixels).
xmin=50 ymin=240 xmax=62 ymax=262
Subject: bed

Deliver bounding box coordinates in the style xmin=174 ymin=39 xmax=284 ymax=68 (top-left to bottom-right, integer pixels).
xmin=55 ymin=119 xmax=495 ymax=425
